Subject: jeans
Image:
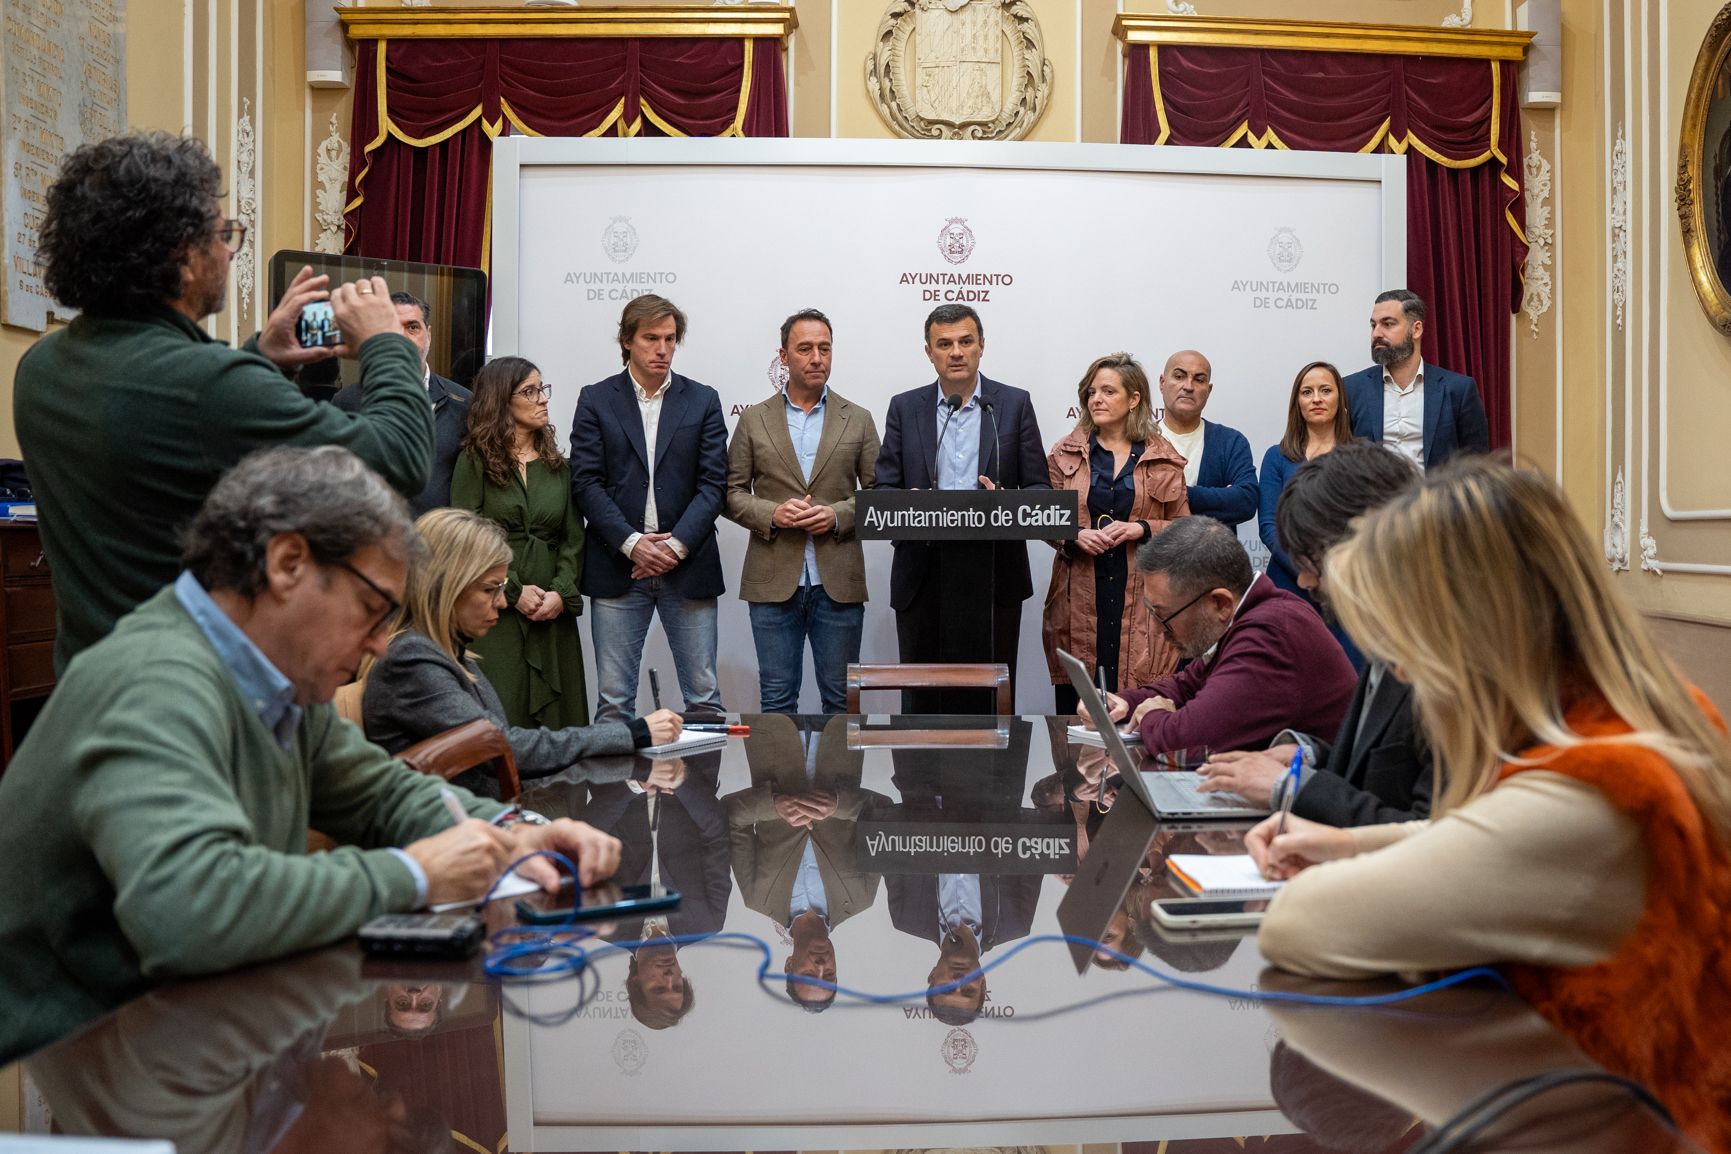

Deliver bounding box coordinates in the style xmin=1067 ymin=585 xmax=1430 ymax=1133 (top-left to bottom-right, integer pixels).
xmin=590 ymin=577 xmax=721 ymax=722
xmin=748 ymin=584 xmax=864 ymax=714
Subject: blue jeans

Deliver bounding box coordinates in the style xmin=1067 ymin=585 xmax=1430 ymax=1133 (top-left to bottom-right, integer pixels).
xmin=590 ymin=578 xmax=722 ymax=722
xmin=748 ymin=584 xmax=864 ymax=714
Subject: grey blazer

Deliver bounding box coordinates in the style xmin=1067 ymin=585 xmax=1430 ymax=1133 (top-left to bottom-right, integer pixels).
xmin=363 ymin=630 xmax=640 ymax=795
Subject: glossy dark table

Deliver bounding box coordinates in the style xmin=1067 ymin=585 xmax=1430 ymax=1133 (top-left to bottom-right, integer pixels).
xmin=21 ymin=716 xmax=1699 ymax=1154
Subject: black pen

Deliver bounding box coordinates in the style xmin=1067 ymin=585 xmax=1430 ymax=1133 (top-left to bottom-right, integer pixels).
xmin=650 ymin=669 xmax=663 ymax=712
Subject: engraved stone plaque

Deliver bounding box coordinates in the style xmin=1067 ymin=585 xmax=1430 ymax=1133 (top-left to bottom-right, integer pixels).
xmin=3 ymin=0 xmax=127 ymax=331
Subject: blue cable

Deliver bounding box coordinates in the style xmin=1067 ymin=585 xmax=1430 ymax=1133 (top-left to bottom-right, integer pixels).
xmin=472 ymin=853 xmax=1510 ymax=1010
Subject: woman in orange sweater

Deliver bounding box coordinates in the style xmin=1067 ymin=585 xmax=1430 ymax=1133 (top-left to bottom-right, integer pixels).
xmin=1252 ymin=457 xmax=1731 ymax=1152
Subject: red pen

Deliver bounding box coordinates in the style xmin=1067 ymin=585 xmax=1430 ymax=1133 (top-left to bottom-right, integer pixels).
xmin=683 ymin=723 xmax=750 ymax=735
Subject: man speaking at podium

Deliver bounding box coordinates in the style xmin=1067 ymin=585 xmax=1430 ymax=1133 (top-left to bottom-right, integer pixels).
xmin=873 ymin=305 xmax=1048 ymax=713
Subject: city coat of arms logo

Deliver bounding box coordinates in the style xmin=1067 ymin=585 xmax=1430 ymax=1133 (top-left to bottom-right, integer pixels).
xmin=767 ymin=353 xmax=791 ymax=393
xmin=602 ymin=216 xmax=640 ymax=264
xmin=612 ymin=1028 xmax=648 ymax=1074
xmin=937 ymin=217 xmax=976 ymax=265
xmin=1267 ymin=227 xmax=1304 ymax=273
xmin=940 ymin=1027 xmax=978 ymax=1073
xmin=865 ymin=0 xmax=1053 ymax=142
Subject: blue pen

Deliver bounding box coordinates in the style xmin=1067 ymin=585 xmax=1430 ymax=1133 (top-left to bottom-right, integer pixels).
xmin=1275 ymin=749 xmax=1303 ymax=836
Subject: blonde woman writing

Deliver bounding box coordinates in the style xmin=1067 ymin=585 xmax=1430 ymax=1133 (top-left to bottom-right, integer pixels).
xmin=1251 ymin=458 xmax=1731 ymax=1152
xmin=363 ymin=509 xmax=683 ymax=798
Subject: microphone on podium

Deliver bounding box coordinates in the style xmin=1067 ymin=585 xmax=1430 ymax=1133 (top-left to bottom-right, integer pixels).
xmin=931 ymin=392 xmax=963 ymax=486
xmin=980 ymin=398 xmax=1005 ymax=489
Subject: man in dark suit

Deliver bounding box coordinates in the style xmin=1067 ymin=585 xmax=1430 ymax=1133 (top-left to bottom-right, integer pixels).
xmin=873 ymin=304 xmax=1048 ymax=713
xmin=1155 ymin=350 xmax=1258 ymax=529
xmin=1195 ymin=445 xmax=1431 ymax=826
xmin=1342 ymin=289 xmax=1490 ymax=470
xmin=331 ymin=291 xmax=469 ymax=516
xmin=881 ymin=718 xmax=1045 ymax=1025
xmin=570 ymin=294 xmax=729 ymax=722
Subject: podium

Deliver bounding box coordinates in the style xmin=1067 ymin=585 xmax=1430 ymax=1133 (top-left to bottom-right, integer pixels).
xmin=858 ymin=490 xmax=1081 ymax=713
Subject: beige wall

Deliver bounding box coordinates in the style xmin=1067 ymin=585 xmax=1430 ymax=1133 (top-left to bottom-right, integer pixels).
xmin=17 ymin=1 xmax=1731 ymax=637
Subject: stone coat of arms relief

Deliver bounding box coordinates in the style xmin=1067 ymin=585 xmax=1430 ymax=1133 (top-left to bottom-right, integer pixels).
xmin=866 ymin=0 xmax=1053 ymax=141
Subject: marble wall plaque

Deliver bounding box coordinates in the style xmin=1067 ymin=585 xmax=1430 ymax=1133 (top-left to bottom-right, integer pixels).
xmin=3 ymin=0 xmax=126 ymax=331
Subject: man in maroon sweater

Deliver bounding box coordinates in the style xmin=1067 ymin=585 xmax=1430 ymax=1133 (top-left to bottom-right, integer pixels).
xmin=1084 ymin=516 xmax=1357 ymax=755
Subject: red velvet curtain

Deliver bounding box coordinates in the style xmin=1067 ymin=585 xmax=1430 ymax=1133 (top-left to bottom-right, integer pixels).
xmin=344 ymin=37 xmax=788 ymax=271
xmin=1122 ymin=44 xmax=1526 ymax=449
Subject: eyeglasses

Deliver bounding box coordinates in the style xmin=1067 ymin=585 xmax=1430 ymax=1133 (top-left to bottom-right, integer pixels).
xmin=215 ymin=219 xmax=247 ymax=254
xmin=333 ymin=558 xmax=401 ymax=638
xmin=471 ymin=577 xmax=507 ymax=602
xmin=515 ymin=382 xmax=553 ymax=401
xmin=1144 ymin=586 xmax=1212 ymax=638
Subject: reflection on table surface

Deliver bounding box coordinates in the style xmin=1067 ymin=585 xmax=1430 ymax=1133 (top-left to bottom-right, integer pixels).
xmin=21 ymin=716 xmax=1700 ymax=1154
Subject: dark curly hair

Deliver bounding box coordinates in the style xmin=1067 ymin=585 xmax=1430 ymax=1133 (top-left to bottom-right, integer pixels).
xmin=40 ymin=132 xmax=222 ymax=316
xmin=460 ymin=355 xmax=564 ymax=489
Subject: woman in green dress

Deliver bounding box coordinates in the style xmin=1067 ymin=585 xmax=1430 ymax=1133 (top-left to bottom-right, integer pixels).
xmin=452 ymin=355 xmax=589 ymax=728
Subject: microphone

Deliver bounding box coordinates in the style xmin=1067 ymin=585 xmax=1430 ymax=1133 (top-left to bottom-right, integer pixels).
xmin=931 ymin=391 xmax=963 ymax=487
xmin=980 ymin=398 xmax=1005 ymax=489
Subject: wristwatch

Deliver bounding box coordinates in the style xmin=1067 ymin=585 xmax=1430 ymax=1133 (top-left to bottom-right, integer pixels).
xmin=492 ymin=807 xmax=551 ymax=828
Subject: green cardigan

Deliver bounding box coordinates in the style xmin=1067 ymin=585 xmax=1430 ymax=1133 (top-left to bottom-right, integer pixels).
xmin=12 ymin=306 xmax=433 ymax=670
xmin=0 ymin=586 xmax=505 ymax=1063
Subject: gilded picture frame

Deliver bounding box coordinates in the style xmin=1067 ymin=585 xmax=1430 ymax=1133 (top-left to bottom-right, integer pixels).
xmin=1676 ymin=3 xmax=1731 ymax=336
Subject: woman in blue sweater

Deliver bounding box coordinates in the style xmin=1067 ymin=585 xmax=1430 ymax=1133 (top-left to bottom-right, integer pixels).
xmin=1258 ymin=361 xmax=1360 ymax=667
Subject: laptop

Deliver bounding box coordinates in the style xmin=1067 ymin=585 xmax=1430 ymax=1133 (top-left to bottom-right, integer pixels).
xmin=1056 ymin=648 xmax=1272 ymax=821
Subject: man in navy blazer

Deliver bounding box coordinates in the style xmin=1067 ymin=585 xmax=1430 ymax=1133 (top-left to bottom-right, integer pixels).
xmin=874 ymin=305 xmax=1048 ymax=713
xmin=1155 ymin=350 xmax=1258 ymax=529
xmin=1342 ymin=289 xmax=1489 ymax=470
xmin=331 ymin=291 xmax=470 ymax=515
xmin=570 ymin=294 xmax=728 ymax=722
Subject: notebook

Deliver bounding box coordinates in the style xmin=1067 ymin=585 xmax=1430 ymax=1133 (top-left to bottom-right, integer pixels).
xmin=1066 ymin=723 xmax=1139 ymax=747
xmin=1165 ymin=853 xmax=1285 ymax=899
xmin=641 ymin=731 xmax=729 ymax=758
xmin=430 ymin=868 xmax=540 ymax=913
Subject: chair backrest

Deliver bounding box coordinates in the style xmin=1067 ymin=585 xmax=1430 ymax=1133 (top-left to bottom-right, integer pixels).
xmin=395 ymin=718 xmax=522 ymax=802
xmin=845 ymin=662 xmax=1012 ymax=715
xmin=333 ymin=679 xmax=365 ymax=727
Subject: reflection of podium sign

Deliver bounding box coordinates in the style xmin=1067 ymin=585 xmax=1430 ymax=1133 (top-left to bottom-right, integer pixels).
xmin=859 ymin=491 xmax=1080 ymax=706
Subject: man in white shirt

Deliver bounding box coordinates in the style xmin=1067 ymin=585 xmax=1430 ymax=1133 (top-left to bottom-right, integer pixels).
xmin=1156 ymin=350 xmax=1258 ymax=529
xmin=570 ymin=295 xmax=729 ymax=722
xmin=1342 ymin=289 xmax=1490 ymax=470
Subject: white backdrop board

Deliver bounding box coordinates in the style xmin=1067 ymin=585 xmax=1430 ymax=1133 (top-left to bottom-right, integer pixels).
xmin=492 ymin=138 xmax=1405 ymax=713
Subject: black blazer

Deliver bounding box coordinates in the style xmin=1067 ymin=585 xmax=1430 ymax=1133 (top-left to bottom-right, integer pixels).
xmin=568 ymin=370 xmax=729 ymax=600
xmin=582 ymin=753 xmax=732 ymax=937
xmin=1291 ymin=669 xmax=1433 ymax=827
xmin=1342 ymin=363 xmax=1490 ymax=468
xmin=332 ymin=371 xmax=470 ymax=516
xmin=872 ymin=376 xmax=1049 ymax=609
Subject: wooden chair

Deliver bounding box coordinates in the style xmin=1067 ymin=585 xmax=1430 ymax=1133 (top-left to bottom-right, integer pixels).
xmin=396 ymin=717 xmax=522 ymax=802
xmin=844 ymin=662 xmax=1012 ymax=716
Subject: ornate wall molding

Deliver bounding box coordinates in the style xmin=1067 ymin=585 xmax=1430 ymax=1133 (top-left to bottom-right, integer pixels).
xmin=1606 ymin=467 xmax=1630 ymax=571
xmin=234 ymin=98 xmax=258 ymax=320
xmin=1611 ymin=121 xmax=1630 ymax=332
xmin=314 ymin=113 xmax=350 ymax=255
xmin=865 ymin=0 xmax=1053 ymax=142
xmin=1640 ymin=516 xmax=1661 ymax=574
xmin=1442 ymin=2 xmax=1473 ymax=28
xmin=1165 ymin=1 xmax=1199 ymax=13
xmin=1522 ymin=128 xmax=1553 ymax=336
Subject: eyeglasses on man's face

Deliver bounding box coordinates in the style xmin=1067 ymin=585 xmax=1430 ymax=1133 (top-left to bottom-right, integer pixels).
xmin=215 ymin=218 xmax=247 ymax=254
xmin=1143 ymin=586 xmax=1211 ymax=638
xmin=332 ymin=558 xmax=402 ymax=639
xmin=515 ymin=382 xmax=553 ymax=402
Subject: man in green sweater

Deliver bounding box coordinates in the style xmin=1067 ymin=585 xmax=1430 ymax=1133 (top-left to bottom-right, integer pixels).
xmin=0 ymin=447 xmax=621 ymax=1063
xmin=13 ymin=131 xmax=436 ymax=671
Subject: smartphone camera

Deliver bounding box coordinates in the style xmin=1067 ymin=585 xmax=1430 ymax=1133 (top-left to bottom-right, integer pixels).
xmin=295 ymin=300 xmax=342 ymax=349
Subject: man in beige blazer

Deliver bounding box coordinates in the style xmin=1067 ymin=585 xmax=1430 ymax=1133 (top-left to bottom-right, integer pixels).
xmin=724 ymin=309 xmax=881 ymax=713
xmin=724 ymin=714 xmax=889 ymax=1011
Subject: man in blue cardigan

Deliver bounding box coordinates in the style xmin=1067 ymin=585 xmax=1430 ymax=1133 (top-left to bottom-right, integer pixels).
xmin=1342 ymin=289 xmax=1489 ymax=470
xmin=1155 ymin=350 xmax=1258 ymax=529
